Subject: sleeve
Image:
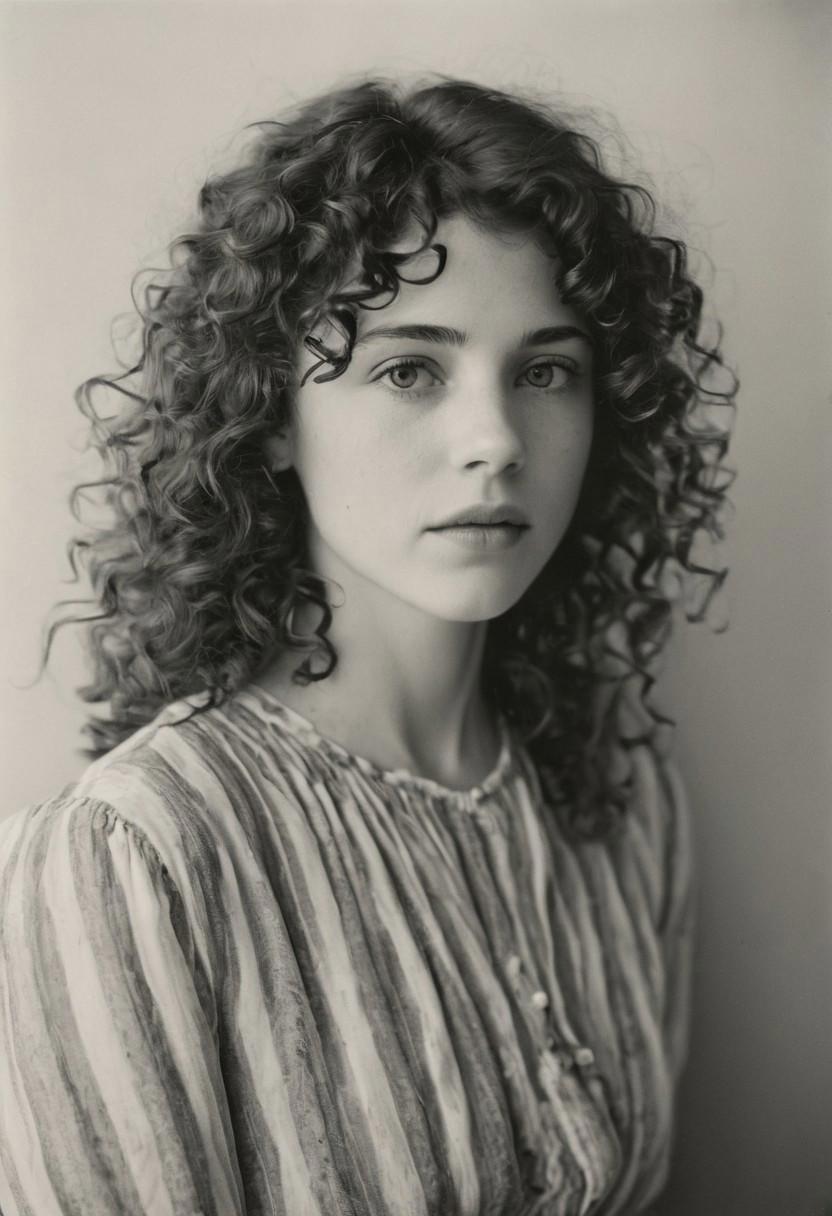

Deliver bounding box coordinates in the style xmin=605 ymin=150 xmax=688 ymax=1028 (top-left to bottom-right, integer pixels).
xmin=653 ymin=754 xmax=696 ymax=1087
xmin=0 ymin=795 xmax=246 ymax=1216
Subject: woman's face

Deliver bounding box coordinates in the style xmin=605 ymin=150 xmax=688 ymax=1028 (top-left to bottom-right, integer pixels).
xmin=277 ymin=212 xmax=595 ymax=624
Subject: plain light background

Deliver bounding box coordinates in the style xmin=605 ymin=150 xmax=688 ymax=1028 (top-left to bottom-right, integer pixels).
xmin=1 ymin=2 xmax=830 ymax=1213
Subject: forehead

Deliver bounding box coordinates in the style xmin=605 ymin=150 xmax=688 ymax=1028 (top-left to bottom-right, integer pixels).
xmin=351 ymin=212 xmax=582 ymax=338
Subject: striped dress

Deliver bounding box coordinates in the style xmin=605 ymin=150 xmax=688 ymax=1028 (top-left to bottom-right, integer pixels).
xmin=0 ymin=684 xmax=693 ymax=1216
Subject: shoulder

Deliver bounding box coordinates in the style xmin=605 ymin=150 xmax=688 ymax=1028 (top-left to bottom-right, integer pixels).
xmin=0 ymin=791 xmax=171 ymax=913
xmin=606 ymin=741 xmax=693 ymax=934
xmin=0 ymin=794 xmax=193 ymax=1004
xmin=1 ymin=692 xmax=248 ymax=907
xmin=0 ymin=700 xmax=241 ymax=995
xmin=627 ymin=743 xmax=691 ymax=866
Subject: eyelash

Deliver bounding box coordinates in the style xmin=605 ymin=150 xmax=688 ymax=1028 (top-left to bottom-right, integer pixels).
xmin=373 ymin=356 xmax=581 ymax=399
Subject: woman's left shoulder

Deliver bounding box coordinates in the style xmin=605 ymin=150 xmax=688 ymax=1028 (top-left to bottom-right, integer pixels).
xmin=609 ymin=742 xmax=693 ymax=933
xmin=626 ymin=743 xmax=691 ymax=859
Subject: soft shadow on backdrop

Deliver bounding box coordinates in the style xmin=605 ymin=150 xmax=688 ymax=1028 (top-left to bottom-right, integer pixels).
xmin=1 ymin=3 xmax=830 ymax=1213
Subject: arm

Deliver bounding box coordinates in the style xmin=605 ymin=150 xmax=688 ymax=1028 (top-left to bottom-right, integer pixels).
xmin=619 ymin=745 xmax=696 ymax=1215
xmin=0 ymin=795 xmax=245 ymax=1216
xmin=654 ymin=755 xmax=695 ymax=1087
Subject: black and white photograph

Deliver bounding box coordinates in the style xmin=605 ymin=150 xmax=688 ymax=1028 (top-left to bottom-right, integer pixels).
xmin=0 ymin=2 xmax=829 ymax=1214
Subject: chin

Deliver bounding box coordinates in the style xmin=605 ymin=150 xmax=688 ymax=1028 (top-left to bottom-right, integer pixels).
xmin=413 ymin=578 xmax=530 ymax=624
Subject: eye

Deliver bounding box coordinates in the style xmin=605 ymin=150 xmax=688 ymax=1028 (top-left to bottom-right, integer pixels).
xmin=518 ymin=358 xmax=579 ymax=392
xmin=374 ymin=358 xmax=443 ymax=397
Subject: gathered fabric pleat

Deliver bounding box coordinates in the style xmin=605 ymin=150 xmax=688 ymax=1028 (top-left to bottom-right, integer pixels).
xmin=0 ymin=685 xmax=693 ymax=1216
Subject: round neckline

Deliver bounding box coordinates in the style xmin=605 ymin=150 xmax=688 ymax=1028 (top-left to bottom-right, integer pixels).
xmin=237 ymin=682 xmax=514 ymax=804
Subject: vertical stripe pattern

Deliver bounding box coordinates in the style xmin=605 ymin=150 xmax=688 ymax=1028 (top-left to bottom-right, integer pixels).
xmin=0 ymin=685 xmax=693 ymax=1215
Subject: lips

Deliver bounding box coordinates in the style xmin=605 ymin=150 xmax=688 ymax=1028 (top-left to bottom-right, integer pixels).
xmin=428 ymin=504 xmax=530 ymax=529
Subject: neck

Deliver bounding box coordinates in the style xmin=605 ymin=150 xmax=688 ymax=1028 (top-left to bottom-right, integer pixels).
xmin=256 ymin=575 xmax=499 ymax=788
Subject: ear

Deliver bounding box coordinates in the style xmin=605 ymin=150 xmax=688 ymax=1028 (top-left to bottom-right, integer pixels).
xmin=263 ymin=429 xmax=293 ymax=473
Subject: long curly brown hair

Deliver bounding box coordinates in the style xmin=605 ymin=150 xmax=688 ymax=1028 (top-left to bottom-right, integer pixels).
xmin=48 ymin=75 xmax=736 ymax=838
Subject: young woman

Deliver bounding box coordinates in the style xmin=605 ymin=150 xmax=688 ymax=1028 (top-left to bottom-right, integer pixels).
xmin=0 ymin=77 xmax=734 ymax=1215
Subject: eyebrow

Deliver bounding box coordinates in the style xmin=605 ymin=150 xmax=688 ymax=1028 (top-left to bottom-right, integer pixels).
xmin=351 ymin=323 xmax=594 ymax=350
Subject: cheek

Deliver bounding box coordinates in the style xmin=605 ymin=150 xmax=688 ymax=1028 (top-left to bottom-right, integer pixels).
xmin=571 ymin=425 xmax=595 ymax=493
xmin=293 ymin=414 xmax=403 ymax=528
xmin=293 ymin=410 xmax=350 ymax=487
xmin=537 ymin=413 xmax=594 ymax=495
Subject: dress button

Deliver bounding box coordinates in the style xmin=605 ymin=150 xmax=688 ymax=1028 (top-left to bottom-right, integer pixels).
xmin=530 ymin=990 xmax=549 ymax=1010
xmin=574 ymin=1046 xmax=595 ymax=1068
xmin=506 ymin=954 xmax=522 ymax=978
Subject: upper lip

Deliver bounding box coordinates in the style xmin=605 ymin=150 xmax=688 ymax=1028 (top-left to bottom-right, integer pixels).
xmin=429 ymin=504 xmax=530 ymax=529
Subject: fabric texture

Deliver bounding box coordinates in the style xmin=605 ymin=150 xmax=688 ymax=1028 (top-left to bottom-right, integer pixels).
xmin=0 ymin=684 xmax=693 ymax=1216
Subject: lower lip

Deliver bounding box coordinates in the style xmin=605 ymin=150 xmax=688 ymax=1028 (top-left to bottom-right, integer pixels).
xmin=427 ymin=524 xmax=528 ymax=550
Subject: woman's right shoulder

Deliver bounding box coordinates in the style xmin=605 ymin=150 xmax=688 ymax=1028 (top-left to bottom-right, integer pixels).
xmin=0 ymin=693 xmax=238 ymax=902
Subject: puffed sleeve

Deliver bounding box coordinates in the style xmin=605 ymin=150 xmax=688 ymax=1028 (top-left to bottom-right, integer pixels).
xmin=0 ymin=794 xmax=246 ymax=1216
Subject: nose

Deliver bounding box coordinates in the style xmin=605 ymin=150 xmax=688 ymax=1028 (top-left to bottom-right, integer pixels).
xmin=449 ymin=377 xmax=525 ymax=475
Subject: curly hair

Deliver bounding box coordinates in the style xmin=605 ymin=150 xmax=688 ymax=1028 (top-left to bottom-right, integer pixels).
xmin=48 ymin=75 xmax=736 ymax=838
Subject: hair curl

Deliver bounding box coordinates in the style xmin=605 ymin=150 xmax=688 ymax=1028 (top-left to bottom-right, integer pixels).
xmin=47 ymin=75 xmax=736 ymax=838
